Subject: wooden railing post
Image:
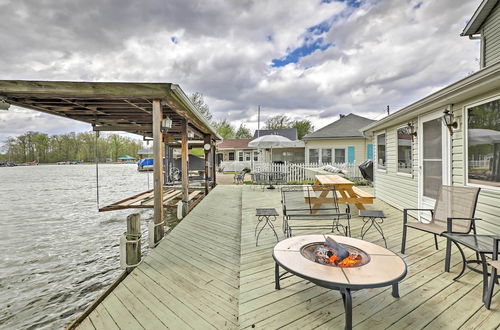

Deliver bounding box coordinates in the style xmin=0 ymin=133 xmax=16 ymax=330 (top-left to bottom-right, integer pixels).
xmin=204 ymin=134 xmax=210 ymax=195
xmin=120 ymin=213 xmax=141 ymax=272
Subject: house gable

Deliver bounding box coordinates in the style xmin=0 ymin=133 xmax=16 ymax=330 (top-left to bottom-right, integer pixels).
xmin=461 ymin=0 xmax=500 ymax=68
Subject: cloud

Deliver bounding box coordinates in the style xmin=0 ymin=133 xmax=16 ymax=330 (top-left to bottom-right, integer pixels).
xmin=0 ymin=0 xmax=482 ymax=141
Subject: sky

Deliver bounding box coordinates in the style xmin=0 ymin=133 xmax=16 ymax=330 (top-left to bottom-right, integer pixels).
xmin=0 ymin=0 xmax=482 ymax=142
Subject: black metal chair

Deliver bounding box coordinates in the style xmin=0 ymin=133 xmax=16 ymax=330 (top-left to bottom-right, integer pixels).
xmin=281 ymin=185 xmax=351 ymax=238
xmin=486 ymin=237 xmax=500 ymax=309
xmin=401 ymin=185 xmax=481 ymax=255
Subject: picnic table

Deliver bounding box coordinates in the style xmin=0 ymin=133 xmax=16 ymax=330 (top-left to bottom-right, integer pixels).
xmin=309 ymin=174 xmax=374 ymax=211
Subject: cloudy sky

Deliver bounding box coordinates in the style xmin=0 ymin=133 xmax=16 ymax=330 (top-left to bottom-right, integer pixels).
xmin=0 ymin=0 xmax=481 ymax=142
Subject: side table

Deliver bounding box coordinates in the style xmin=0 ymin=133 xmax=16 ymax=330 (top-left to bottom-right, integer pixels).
xmin=255 ymin=208 xmax=279 ymax=246
xmin=359 ymin=210 xmax=387 ymax=247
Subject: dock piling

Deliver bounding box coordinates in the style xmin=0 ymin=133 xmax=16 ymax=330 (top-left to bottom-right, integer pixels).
xmin=120 ymin=213 xmax=141 ymax=272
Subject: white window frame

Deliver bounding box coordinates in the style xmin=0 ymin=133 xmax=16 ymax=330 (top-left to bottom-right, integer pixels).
xmin=321 ymin=148 xmax=332 ymax=164
xmin=334 ymin=148 xmax=346 ymax=164
xmin=238 ymin=151 xmax=243 ymax=162
xmin=308 ymin=148 xmax=319 ymax=164
xmin=228 ymin=151 xmax=235 ymax=161
xmin=464 ymin=95 xmax=500 ymax=192
xmin=244 ymin=151 xmax=251 ymax=161
xmin=253 ymin=151 xmax=259 ymax=162
xmin=375 ymin=131 xmax=387 ymax=172
xmin=396 ymin=125 xmax=413 ymax=177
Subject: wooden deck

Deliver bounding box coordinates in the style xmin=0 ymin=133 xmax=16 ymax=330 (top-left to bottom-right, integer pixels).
xmin=76 ymin=185 xmax=499 ymax=329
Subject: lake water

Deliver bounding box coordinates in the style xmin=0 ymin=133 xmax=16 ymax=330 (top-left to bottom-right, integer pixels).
xmin=0 ymin=164 xmax=158 ymax=329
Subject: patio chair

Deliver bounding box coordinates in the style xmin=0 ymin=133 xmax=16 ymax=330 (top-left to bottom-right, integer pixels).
xmin=281 ymin=185 xmax=351 ymax=238
xmin=485 ymin=237 xmax=499 ymax=309
xmin=234 ymin=171 xmax=246 ymax=184
xmin=401 ymin=185 xmax=481 ymax=254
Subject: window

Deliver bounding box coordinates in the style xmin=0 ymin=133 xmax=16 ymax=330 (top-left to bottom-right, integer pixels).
xmin=467 ymin=98 xmax=500 ymax=187
xmin=377 ymin=133 xmax=386 ymax=169
xmin=228 ymin=152 xmax=235 ymax=161
xmin=321 ymin=148 xmax=332 ymax=164
xmin=238 ymin=151 xmax=244 ymax=161
xmin=397 ymin=127 xmax=412 ymax=173
xmin=334 ymin=149 xmax=345 ymax=163
xmin=245 ymin=152 xmax=251 ymax=161
xmin=309 ymin=149 xmax=319 ymax=163
xmin=253 ymin=151 xmax=259 ymax=161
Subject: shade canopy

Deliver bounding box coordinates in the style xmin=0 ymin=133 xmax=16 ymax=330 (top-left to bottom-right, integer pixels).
xmin=0 ymin=80 xmax=221 ymax=141
xmin=248 ymin=135 xmax=297 ymax=148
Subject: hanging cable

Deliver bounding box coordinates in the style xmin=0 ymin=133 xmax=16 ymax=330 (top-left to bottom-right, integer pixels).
xmin=95 ymin=130 xmax=100 ymax=211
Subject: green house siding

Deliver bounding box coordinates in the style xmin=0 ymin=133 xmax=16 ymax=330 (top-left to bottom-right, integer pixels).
xmin=483 ymin=3 xmax=500 ymax=67
xmin=371 ymin=88 xmax=500 ymax=236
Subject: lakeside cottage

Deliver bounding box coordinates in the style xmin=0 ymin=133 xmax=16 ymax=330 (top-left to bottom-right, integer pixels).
xmin=362 ymin=0 xmax=500 ymax=235
xmin=304 ymin=113 xmax=375 ymax=165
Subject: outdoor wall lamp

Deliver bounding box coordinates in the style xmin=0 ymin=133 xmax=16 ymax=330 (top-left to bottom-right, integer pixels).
xmin=0 ymin=98 xmax=11 ymax=110
xmin=407 ymin=121 xmax=417 ymax=140
xmin=443 ymin=109 xmax=458 ymax=135
xmin=161 ymin=116 xmax=173 ymax=131
xmin=188 ymin=131 xmax=195 ymax=139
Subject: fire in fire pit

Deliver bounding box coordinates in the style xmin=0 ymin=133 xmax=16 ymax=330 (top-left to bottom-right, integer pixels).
xmin=300 ymin=237 xmax=370 ymax=268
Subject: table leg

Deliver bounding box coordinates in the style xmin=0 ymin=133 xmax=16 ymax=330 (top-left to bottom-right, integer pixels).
xmin=479 ymin=253 xmax=488 ymax=303
xmin=275 ymin=262 xmax=280 ymax=290
xmin=310 ymin=188 xmax=329 ymax=214
xmin=255 ymin=216 xmax=264 ymax=236
xmin=344 ymin=187 xmax=365 ymax=210
xmin=451 ymin=241 xmax=467 ymax=281
xmin=392 ymin=283 xmax=400 ymax=298
xmin=445 ymin=236 xmax=452 ymax=272
xmin=340 ymin=288 xmax=352 ymax=330
xmin=256 ymin=216 xmax=269 ymax=246
xmin=373 ymin=218 xmax=387 ymax=248
xmin=267 ymin=216 xmax=279 ymax=242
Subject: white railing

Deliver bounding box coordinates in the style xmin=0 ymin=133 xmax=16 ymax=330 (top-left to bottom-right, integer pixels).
xmin=250 ymin=162 xmax=362 ymax=182
xmin=468 ymin=159 xmax=490 ymax=168
xmin=219 ymin=161 xmax=253 ymax=172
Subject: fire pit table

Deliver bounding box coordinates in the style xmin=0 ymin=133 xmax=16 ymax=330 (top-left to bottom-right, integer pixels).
xmin=273 ymin=234 xmax=407 ymax=330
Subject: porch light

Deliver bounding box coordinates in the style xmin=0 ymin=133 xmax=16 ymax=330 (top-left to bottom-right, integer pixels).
xmin=0 ymin=98 xmax=10 ymax=110
xmin=406 ymin=122 xmax=417 ymax=140
xmin=442 ymin=109 xmax=458 ymax=135
xmin=188 ymin=131 xmax=195 ymax=139
xmin=203 ymin=143 xmax=211 ymax=151
xmin=161 ymin=116 xmax=172 ymax=131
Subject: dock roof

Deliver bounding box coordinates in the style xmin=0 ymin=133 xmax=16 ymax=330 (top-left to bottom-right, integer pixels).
xmin=0 ymin=80 xmax=221 ymax=141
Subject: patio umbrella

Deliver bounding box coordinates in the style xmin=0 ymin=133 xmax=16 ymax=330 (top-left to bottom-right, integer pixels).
xmin=468 ymin=128 xmax=500 ymax=145
xmin=248 ymin=135 xmax=296 ymax=163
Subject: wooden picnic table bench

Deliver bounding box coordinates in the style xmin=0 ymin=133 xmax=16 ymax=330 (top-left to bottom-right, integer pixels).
xmin=308 ymin=175 xmax=374 ymax=210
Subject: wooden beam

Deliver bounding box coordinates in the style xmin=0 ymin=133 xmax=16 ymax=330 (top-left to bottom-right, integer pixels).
xmin=152 ymin=99 xmax=164 ymax=245
xmin=181 ymin=119 xmax=189 ymax=215
xmin=124 ymin=100 xmax=151 ymax=114
xmin=204 ymin=135 xmax=210 ymax=195
xmin=212 ymin=144 xmax=217 ymax=186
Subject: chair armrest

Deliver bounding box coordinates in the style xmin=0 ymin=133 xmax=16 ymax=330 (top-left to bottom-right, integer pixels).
xmin=446 ymin=217 xmax=482 ymax=233
xmin=403 ymin=208 xmax=433 ymax=224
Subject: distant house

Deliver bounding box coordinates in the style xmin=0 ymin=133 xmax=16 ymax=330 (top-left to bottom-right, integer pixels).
xmin=117 ymin=155 xmax=136 ymax=163
xmin=303 ymin=113 xmax=375 ymax=165
xmin=216 ymin=139 xmax=255 ymax=166
xmin=216 ymin=128 xmax=305 ymax=171
xmin=362 ymin=0 xmax=500 ymax=235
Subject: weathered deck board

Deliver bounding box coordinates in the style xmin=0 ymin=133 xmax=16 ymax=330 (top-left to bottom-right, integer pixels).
xmin=76 ymin=185 xmax=498 ymax=330
xmin=79 ymin=185 xmax=242 ymax=330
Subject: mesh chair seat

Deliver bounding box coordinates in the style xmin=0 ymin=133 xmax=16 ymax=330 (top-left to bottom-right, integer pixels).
xmin=406 ymin=220 xmax=470 ymax=235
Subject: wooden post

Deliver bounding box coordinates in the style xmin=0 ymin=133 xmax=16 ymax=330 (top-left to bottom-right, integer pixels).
xmin=181 ymin=119 xmax=189 ymax=215
xmin=212 ymin=144 xmax=217 ymax=186
xmin=120 ymin=213 xmax=141 ymax=272
xmin=152 ymin=99 xmax=164 ymax=245
xmin=204 ymin=134 xmax=210 ymax=195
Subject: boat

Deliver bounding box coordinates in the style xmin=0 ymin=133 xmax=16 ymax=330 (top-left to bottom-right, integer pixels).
xmin=137 ymin=158 xmax=154 ymax=172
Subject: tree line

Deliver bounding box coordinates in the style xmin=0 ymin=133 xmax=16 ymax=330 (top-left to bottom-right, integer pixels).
xmin=190 ymin=93 xmax=314 ymax=140
xmin=0 ymin=131 xmax=143 ymax=164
